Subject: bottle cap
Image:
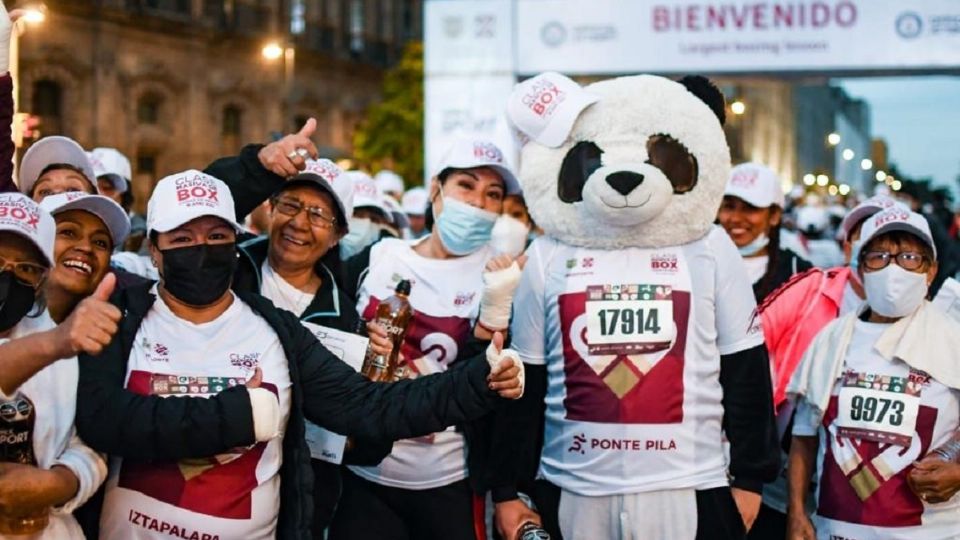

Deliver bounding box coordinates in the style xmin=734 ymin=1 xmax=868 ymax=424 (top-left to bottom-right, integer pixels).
xmin=395 ymin=279 xmax=412 ymax=295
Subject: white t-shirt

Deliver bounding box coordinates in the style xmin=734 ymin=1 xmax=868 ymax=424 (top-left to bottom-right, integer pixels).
xmin=742 ymin=255 xmax=769 ymax=285
xmin=349 ymin=236 xmax=492 ymax=490
xmin=794 ymin=320 xmax=960 ymax=540
xmin=840 ymin=280 xmax=864 ymax=317
xmin=0 ymin=310 xmax=106 ymax=540
xmin=99 ymin=290 xmax=292 ymax=540
xmin=260 ymin=260 xmax=313 ymax=316
xmin=512 ymin=227 xmax=764 ymax=496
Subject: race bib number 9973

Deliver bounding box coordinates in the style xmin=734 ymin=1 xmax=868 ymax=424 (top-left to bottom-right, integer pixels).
xmin=585 ymin=284 xmax=674 ymax=355
xmin=836 ymin=372 xmax=920 ymax=447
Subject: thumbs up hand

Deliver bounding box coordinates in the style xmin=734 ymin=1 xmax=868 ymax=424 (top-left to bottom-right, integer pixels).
xmin=256 ymin=117 xmax=319 ymax=178
xmin=54 ymin=273 xmax=123 ymax=357
xmin=486 ymin=332 xmax=525 ymax=400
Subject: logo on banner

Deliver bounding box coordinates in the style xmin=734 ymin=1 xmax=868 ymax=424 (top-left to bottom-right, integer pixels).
xmin=443 ymin=16 xmax=463 ymax=39
xmin=174 ymin=174 xmax=219 ymax=208
xmin=541 ymin=21 xmax=567 ymax=47
xmin=896 ymin=12 xmax=923 ymax=39
xmin=474 ymin=14 xmax=496 ymax=38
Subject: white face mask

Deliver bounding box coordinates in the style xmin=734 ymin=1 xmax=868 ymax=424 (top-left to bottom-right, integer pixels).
xmin=489 ymin=215 xmax=530 ymax=257
xmin=863 ymin=264 xmax=928 ymax=318
xmin=340 ymin=217 xmax=381 ymax=259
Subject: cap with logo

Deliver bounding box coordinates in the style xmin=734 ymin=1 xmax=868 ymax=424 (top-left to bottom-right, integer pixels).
xmin=401 ymin=187 xmax=428 ymax=216
xmin=346 ymin=171 xmax=392 ymax=222
xmin=506 ymin=71 xmax=599 ymax=149
xmin=19 ymin=136 xmax=98 ymax=196
xmin=859 ymin=207 xmax=937 ymax=260
xmin=39 ymin=192 xmax=131 ymax=247
xmin=0 ymin=193 xmax=55 ymax=266
xmin=433 ymin=138 xmax=521 ymax=195
xmin=725 ymin=162 xmax=784 ymax=209
xmin=839 ymin=195 xmax=905 ymax=241
xmin=147 ymin=170 xmax=243 ymax=235
xmin=88 ymin=147 xmax=133 ymax=194
xmin=381 ymin=195 xmax=410 ymax=229
xmin=283 ymin=159 xmax=354 ymax=226
xmin=374 ymin=170 xmax=405 ymax=196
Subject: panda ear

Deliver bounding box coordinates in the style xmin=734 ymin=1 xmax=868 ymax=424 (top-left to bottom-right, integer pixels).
xmin=678 ymin=75 xmax=726 ymax=126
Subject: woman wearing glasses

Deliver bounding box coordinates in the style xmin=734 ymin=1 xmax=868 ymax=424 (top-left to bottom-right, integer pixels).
xmin=0 ymin=193 xmax=114 ymax=538
xmin=786 ymin=207 xmax=960 ymax=540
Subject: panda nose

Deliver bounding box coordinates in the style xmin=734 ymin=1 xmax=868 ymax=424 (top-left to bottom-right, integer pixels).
xmin=606 ymin=171 xmax=645 ymax=196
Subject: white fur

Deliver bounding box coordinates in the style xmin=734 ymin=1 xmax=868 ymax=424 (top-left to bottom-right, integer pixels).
xmin=519 ymin=75 xmax=730 ymax=249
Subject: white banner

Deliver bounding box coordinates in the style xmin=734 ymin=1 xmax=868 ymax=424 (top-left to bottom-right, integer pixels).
xmin=424 ymin=74 xmax=519 ymax=182
xmin=425 ymin=0 xmax=516 ymax=75
xmin=516 ymin=0 xmax=960 ymax=74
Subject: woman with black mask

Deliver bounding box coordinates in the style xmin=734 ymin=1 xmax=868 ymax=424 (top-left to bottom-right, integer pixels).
xmin=0 ymin=193 xmax=116 ymax=539
xmin=74 ymin=170 xmax=525 ymax=539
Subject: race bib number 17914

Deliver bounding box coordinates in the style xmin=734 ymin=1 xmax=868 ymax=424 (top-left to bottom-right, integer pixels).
xmin=585 ymin=284 xmax=675 ymax=356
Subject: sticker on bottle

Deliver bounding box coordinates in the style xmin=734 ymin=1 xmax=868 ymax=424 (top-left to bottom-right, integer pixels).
xmin=585 ymin=284 xmax=675 ymax=356
xmin=836 ymin=371 xmax=921 ymax=447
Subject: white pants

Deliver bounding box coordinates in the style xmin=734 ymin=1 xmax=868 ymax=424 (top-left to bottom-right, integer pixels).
xmin=558 ymin=489 xmax=698 ymax=540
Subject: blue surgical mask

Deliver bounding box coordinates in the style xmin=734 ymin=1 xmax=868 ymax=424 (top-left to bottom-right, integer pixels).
xmin=340 ymin=217 xmax=381 ymax=259
xmin=738 ymin=233 xmax=769 ymax=257
xmin=435 ymin=190 xmax=498 ymax=256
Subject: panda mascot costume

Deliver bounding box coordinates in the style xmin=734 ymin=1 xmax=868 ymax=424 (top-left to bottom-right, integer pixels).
xmin=488 ymin=73 xmax=780 ymax=539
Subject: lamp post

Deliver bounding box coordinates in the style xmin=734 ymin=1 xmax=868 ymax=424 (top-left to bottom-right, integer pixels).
xmin=262 ymin=41 xmax=295 ymax=131
xmin=10 ymin=5 xmax=45 ymax=117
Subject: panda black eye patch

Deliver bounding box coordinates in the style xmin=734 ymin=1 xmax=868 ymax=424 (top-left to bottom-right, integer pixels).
xmin=646 ymin=134 xmax=698 ymax=194
xmin=558 ymin=141 xmax=604 ymax=203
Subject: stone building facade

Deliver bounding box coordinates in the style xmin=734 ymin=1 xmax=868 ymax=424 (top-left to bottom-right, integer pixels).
xmin=18 ymin=0 xmax=422 ymax=210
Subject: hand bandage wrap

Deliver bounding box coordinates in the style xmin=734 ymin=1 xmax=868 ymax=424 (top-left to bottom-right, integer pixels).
xmin=478 ymin=261 xmax=523 ymax=331
xmin=486 ymin=342 xmax=525 ymax=399
xmin=248 ymin=387 xmax=281 ymax=442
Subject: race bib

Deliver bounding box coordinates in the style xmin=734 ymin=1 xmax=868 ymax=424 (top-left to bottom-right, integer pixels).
xmin=585 ymin=284 xmax=675 ymax=355
xmin=836 ymin=372 xmax=921 ymax=447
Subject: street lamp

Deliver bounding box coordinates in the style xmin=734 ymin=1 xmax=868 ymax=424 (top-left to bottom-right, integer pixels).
xmin=838 ymin=184 xmax=851 ymax=196
xmin=842 ymin=148 xmax=855 ymax=161
xmin=261 ymin=42 xmax=284 ymax=60
xmin=816 ymin=174 xmax=829 ymax=187
xmin=261 ymin=40 xmax=296 ymax=131
xmin=21 ymin=8 xmax=44 ymax=24
xmin=803 ymin=173 xmax=815 ymax=186
xmin=827 ymin=132 xmax=841 ymax=146
xmin=875 ymin=170 xmax=887 ymax=182
xmin=860 ymin=158 xmax=873 ymax=170
xmin=730 ymin=100 xmax=746 ymax=115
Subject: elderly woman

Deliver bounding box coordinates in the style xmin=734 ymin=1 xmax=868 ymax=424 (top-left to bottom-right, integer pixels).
xmin=74 ymin=171 xmax=524 ymax=539
xmin=786 ymin=207 xmax=960 ymax=540
xmin=0 ymin=193 xmax=114 ymax=538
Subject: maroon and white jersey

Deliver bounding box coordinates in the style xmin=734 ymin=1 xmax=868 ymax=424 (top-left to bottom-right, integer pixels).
xmin=794 ymin=320 xmax=960 ymax=540
xmin=351 ymin=237 xmax=492 ymax=489
xmin=100 ymin=289 xmax=292 ymax=540
xmin=511 ymin=228 xmax=763 ymax=496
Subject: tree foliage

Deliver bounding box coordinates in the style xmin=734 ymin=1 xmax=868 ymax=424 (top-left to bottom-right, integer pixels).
xmin=353 ymin=41 xmax=423 ymax=186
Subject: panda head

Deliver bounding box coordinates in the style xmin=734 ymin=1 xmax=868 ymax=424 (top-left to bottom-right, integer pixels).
xmin=515 ymin=74 xmax=730 ymax=249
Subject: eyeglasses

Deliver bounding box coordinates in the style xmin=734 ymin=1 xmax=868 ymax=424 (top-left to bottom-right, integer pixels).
xmin=271 ymin=196 xmax=337 ymax=229
xmin=0 ymin=255 xmax=48 ymax=288
xmin=861 ymin=250 xmax=928 ymax=272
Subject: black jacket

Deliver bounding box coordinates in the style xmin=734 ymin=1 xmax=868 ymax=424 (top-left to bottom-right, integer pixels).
xmin=75 ymin=283 xmax=505 ymax=539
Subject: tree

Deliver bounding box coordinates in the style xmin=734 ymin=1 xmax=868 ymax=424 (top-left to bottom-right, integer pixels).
xmin=352 ymin=41 xmax=423 ymax=185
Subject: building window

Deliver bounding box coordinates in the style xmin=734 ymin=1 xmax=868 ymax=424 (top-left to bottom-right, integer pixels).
xmin=222 ymin=105 xmax=242 ymax=136
xmin=290 ymin=0 xmax=306 ymax=35
xmin=137 ymin=94 xmax=162 ymax=124
xmin=349 ymin=0 xmax=364 ymax=52
xmin=32 ymin=80 xmax=63 ymax=135
xmin=136 ymin=154 xmax=157 ymax=177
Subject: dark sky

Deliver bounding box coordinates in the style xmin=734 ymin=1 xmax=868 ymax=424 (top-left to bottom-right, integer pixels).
xmin=837 ymin=76 xmax=960 ymax=197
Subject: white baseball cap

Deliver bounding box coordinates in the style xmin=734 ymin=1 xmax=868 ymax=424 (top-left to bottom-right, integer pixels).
xmin=284 ymin=159 xmax=354 ymax=226
xmin=19 ymin=136 xmax=97 ymax=197
xmin=432 ymin=138 xmax=521 ymax=195
xmin=859 ymin=207 xmax=937 ymax=259
xmin=401 ymin=187 xmax=428 ymax=216
xmin=374 ymin=170 xmax=405 ymax=196
xmin=796 ymin=205 xmax=830 ymax=234
xmin=88 ymin=148 xmax=132 ymax=194
xmin=725 ymin=162 xmax=784 ymax=209
xmin=347 ymin=171 xmax=391 ymax=221
xmin=40 ymin=192 xmax=131 ymax=247
xmin=0 ymin=193 xmax=55 ymax=266
xmin=839 ymin=195 xmax=905 ymax=241
xmin=147 ymin=170 xmax=243 ymax=235
xmin=381 ymin=195 xmax=410 ymax=229
xmin=506 ymin=71 xmax=599 ymax=149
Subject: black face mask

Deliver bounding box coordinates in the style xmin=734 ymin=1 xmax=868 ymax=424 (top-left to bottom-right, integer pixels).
xmin=0 ymin=272 xmax=36 ymax=333
xmin=159 ymin=243 xmax=238 ymax=307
